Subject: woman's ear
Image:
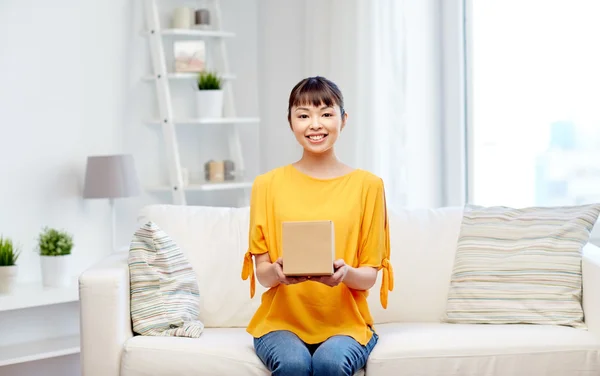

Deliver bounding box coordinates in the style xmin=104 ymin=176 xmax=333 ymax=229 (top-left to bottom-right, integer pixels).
xmin=341 ymin=112 xmax=348 ymax=130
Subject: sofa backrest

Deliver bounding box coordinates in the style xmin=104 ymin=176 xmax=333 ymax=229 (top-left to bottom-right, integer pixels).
xmin=136 ymin=204 xmax=464 ymax=328
xmin=367 ymin=206 xmax=464 ymax=324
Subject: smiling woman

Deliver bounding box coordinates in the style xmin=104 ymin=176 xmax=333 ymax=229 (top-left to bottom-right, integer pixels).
xmin=286 ymin=77 xmax=348 ymax=160
xmin=241 ymin=76 xmax=394 ymax=376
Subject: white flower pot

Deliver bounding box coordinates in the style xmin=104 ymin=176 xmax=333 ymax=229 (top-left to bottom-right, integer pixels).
xmin=0 ymin=265 xmax=18 ymax=294
xmin=195 ymin=89 xmax=224 ymax=119
xmin=40 ymin=255 xmax=71 ymax=288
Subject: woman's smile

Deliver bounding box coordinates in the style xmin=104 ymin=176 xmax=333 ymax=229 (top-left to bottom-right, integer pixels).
xmin=306 ymin=133 xmax=328 ymax=143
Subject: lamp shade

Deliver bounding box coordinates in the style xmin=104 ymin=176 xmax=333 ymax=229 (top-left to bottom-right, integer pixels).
xmin=83 ymin=154 xmax=140 ymax=199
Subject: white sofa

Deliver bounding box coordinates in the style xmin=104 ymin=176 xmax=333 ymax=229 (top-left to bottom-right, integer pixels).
xmin=79 ymin=204 xmax=600 ymax=376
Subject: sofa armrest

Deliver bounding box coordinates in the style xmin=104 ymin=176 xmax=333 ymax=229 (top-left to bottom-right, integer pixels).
xmin=583 ymin=242 xmax=600 ymax=337
xmin=79 ymin=251 xmax=133 ymax=376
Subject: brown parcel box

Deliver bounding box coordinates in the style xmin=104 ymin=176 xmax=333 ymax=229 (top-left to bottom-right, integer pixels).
xmin=282 ymin=220 xmax=335 ymax=276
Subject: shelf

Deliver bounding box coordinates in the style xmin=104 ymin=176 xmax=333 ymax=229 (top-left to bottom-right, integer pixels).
xmin=148 ymin=180 xmax=253 ymax=192
xmin=0 ymin=278 xmax=79 ymax=312
xmin=0 ymin=335 xmax=80 ymax=366
xmin=143 ymin=72 xmax=236 ymax=81
xmin=158 ymin=29 xmax=235 ymax=38
xmin=148 ymin=117 xmax=260 ymax=125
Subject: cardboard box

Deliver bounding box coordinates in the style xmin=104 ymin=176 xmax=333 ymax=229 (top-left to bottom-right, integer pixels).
xmin=282 ymin=220 xmax=335 ymax=276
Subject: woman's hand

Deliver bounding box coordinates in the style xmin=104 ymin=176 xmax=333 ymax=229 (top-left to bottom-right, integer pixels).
xmin=314 ymin=259 xmax=349 ymax=287
xmin=271 ymin=258 xmax=308 ymax=285
xmin=315 ymin=260 xmax=378 ymax=290
xmin=256 ymin=254 xmax=305 ymax=288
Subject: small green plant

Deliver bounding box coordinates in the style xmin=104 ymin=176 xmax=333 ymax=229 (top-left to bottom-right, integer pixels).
xmin=0 ymin=236 xmax=20 ymax=266
xmin=197 ymin=71 xmax=222 ymax=90
xmin=37 ymin=227 xmax=73 ymax=256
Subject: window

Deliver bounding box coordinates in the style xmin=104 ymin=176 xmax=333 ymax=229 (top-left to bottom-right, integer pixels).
xmin=467 ymin=1 xmax=600 ymax=210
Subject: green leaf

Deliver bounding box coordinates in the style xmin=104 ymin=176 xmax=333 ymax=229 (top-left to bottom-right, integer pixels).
xmin=37 ymin=227 xmax=73 ymax=256
xmin=197 ymin=71 xmax=222 ymax=90
xmin=0 ymin=236 xmax=20 ymax=266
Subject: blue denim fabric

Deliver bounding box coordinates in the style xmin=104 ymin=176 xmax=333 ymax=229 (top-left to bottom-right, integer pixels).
xmin=253 ymin=329 xmax=378 ymax=376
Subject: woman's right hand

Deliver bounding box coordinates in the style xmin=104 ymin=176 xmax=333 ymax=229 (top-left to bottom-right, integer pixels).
xmin=271 ymin=258 xmax=307 ymax=285
xmin=255 ymin=253 xmax=307 ymax=288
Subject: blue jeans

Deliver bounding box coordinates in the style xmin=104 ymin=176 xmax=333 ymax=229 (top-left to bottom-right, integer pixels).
xmin=253 ymin=329 xmax=378 ymax=376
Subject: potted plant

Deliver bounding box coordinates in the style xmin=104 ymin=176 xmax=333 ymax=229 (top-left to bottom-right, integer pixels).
xmin=0 ymin=236 xmax=20 ymax=294
xmin=195 ymin=71 xmax=223 ymax=119
xmin=37 ymin=227 xmax=73 ymax=288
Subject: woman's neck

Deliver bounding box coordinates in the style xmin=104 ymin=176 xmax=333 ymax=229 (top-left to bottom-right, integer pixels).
xmin=298 ymin=148 xmax=339 ymax=168
xmin=293 ymin=148 xmax=353 ymax=179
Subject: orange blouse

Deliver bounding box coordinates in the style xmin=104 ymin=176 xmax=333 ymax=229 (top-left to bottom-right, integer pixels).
xmin=241 ymin=164 xmax=393 ymax=345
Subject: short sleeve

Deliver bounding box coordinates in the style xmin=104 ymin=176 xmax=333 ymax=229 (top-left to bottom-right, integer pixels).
xmin=248 ymin=177 xmax=269 ymax=256
xmin=358 ymin=178 xmax=394 ymax=308
xmin=241 ymin=176 xmax=269 ymax=298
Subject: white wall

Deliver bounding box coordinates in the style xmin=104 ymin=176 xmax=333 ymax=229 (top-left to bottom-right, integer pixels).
xmin=0 ymin=0 xmax=131 ymax=283
xmin=256 ymin=0 xmax=306 ymax=172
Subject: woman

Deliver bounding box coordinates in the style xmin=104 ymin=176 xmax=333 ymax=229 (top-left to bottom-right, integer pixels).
xmin=242 ymin=76 xmax=393 ymax=376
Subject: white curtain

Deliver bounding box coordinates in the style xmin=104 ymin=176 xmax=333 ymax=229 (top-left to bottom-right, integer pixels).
xmin=357 ymin=0 xmax=408 ymax=211
xmin=304 ymin=0 xmax=409 ymax=211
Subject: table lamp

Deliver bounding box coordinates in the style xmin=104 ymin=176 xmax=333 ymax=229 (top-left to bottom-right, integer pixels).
xmin=83 ymin=154 xmax=140 ymax=251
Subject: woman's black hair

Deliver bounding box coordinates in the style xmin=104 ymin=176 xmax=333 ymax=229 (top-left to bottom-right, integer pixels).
xmin=287 ymin=76 xmax=345 ymax=123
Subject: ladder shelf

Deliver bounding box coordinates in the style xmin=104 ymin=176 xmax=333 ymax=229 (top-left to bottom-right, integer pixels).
xmin=146 ymin=117 xmax=260 ymax=125
xmin=148 ymin=180 xmax=253 ymax=193
xmin=142 ymin=0 xmax=255 ymax=206
xmin=142 ymin=72 xmax=237 ymax=81
xmin=159 ymin=28 xmax=235 ymax=38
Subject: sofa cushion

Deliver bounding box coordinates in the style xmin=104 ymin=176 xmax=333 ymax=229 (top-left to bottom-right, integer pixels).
xmin=367 ymin=322 xmax=600 ymax=376
xmin=137 ymin=205 xmax=267 ymax=328
xmin=128 ymin=221 xmax=204 ymax=337
xmin=120 ymin=328 xmax=266 ymax=376
xmin=120 ymin=328 xmax=364 ymax=376
xmin=444 ymin=204 xmax=600 ymax=328
xmin=120 ymin=324 xmax=600 ymax=376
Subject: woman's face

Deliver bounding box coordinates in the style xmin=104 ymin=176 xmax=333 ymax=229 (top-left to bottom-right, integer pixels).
xmin=289 ymin=103 xmax=347 ymax=154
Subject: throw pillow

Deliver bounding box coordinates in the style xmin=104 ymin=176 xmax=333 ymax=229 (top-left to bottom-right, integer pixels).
xmin=128 ymin=221 xmax=204 ymax=337
xmin=444 ymin=203 xmax=600 ymax=328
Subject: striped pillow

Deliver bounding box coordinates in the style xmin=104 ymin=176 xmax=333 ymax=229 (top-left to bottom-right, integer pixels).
xmin=128 ymin=221 xmax=204 ymax=337
xmin=444 ymin=204 xmax=600 ymax=328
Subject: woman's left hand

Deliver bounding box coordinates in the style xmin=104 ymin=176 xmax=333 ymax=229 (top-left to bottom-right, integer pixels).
xmin=314 ymin=259 xmax=349 ymax=287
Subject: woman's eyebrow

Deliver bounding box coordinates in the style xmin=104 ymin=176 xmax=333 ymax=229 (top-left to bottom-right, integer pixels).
xmin=295 ymin=105 xmax=333 ymax=111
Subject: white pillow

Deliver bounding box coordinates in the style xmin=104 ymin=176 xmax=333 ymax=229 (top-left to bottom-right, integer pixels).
xmin=444 ymin=204 xmax=600 ymax=328
xmin=128 ymin=221 xmax=204 ymax=337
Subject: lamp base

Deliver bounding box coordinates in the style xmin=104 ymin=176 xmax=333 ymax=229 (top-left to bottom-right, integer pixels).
xmin=110 ymin=198 xmax=116 ymax=253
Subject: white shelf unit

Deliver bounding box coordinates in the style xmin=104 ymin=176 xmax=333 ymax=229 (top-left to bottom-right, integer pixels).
xmin=159 ymin=28 xmax=235 ymax=38
xmin=0 ymin=279 xmax=81 ymax=370
xmin=0 ymin=335 xmax=80 ymax=367
xmin=146 ymin=117 xmax=259 ymax=125
xmin=143 ymin=0 xmax=258 ymax=206
xmin=0 ymin=278 xmax=79 ymax=312
xmin=148 ymin=179 xmax=253 ymax=192
xmin=142 ymin=72 xmax=236 ymax=81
